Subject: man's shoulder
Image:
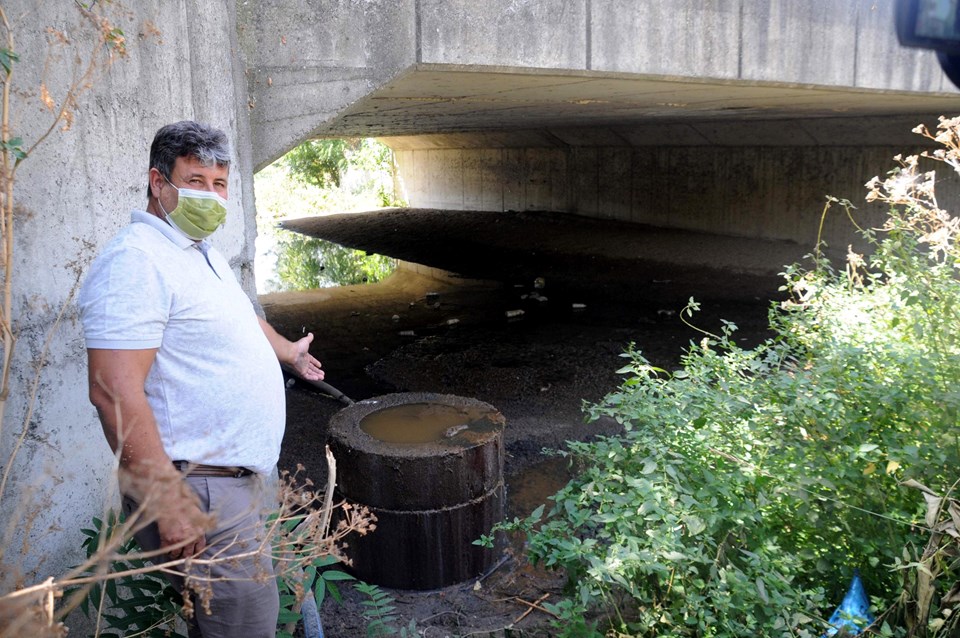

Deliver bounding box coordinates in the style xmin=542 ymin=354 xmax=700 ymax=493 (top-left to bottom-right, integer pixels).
xmin=97 ymin=216 xmax=175 ymax=261
xmin=81 ymin=218 xmax=180 ymax=298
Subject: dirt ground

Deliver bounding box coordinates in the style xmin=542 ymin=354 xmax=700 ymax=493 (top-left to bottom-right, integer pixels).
xmin=260 ymin=208 xmax=799 ymax=636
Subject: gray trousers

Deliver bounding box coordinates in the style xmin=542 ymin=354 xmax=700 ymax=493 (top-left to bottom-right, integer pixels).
xmin=123 ymin=474 xmax=279 ymax=638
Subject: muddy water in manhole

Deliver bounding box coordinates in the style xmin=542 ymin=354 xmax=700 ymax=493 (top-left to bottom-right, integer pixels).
xmin=359 ymin=402 xmax=499 ymax=444
xmin=508 ymin=456 xmax=576 ymax=518
xmin=330 ymin=393 xmax=506 ymax=590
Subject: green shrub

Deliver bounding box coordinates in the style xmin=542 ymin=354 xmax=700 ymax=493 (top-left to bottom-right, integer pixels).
xmin=499 ymin=117 xmax=960 ymax=637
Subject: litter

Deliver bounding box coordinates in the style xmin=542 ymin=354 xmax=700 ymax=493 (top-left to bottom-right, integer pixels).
xmin=823 ymin=570 xmax=874 ymax=637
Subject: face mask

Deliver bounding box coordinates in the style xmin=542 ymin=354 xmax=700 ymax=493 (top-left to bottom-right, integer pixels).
xmin=159 ymin=177 xmax=228 ymax=240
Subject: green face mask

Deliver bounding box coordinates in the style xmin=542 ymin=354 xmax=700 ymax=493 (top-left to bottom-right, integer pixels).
xmin=160 ymin=178 xmax=228 ymax=240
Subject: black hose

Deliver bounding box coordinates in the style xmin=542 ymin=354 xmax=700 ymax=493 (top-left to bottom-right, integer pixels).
xmin=281 ymin=365 xmax=355 ymax=405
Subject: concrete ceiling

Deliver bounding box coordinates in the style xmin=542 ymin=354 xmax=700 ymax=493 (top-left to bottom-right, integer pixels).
xmin=317 ymin=64 xmax=960 ymax=148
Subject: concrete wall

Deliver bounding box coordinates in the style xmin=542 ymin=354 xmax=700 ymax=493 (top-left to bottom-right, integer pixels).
xmin=418 ymin=0 xmax=946 ymax=91
xmin=0 ymin=0 xmax=255 ymax=615
xmin=389 ymin=124 xmax=960 ymax=263
xmin=239 ymin=0 xmax=958 ymax=272
xmin=245 ymin=0 xmax=954 ymax=172
xmin=238 ymin=0 xmax=417 ymax=169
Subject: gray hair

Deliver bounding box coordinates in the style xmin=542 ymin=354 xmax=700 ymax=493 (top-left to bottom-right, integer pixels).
xmin=146 ymin=121 xmax=231 ymax=198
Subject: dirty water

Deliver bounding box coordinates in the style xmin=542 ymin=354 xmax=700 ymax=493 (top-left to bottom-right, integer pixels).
xmin=359 ymin=402 xmax=500 ymax=444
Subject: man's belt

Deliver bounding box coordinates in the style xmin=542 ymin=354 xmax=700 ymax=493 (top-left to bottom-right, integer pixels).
xmin=172 ymin=460 xmax=254 ymax=478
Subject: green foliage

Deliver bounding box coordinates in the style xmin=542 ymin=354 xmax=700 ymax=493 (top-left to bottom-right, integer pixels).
xmin=69 ymin=511 xmax=184 ymax=637
xmin=497 ymin=123 xmax=960 ymax=636
xmin=0 ymin=48 xmax=18 ymax=74
xmin=276 ymin=554 xmax=356 ymax=638
xmin=284 ymin=138 xmax=401 ymax=207
xmin=1 ymin=136 xmax=26 ymax=164
xmin=354 ymin=581 xmax=417 ymax=637
xmin=270 ymin=231 xmax=395 ymax=291
xmin=255 ymin=138 xmax=403 ymax=293
xmin=286 ymin=139 xmax=350 ymax=189
xmin=72 ymin=513 xmax=407 ymax=638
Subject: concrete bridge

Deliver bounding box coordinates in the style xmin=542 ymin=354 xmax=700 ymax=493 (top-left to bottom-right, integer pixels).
xmin=3 ymin=0 xmax=959 ymax=622
xmin=240 ymin=0 xmax=960 ymax=251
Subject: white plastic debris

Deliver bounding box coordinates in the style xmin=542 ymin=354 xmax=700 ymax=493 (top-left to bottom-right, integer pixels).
xmin=444 ymin=424 xmax=468 ymax=438
xmin=505 ymin=309 xmax=525 ymax=318
xmin=399 ymin=330 xmax=416 ymax=336
xmin=572 ymin=303 xmax=586 ymax=310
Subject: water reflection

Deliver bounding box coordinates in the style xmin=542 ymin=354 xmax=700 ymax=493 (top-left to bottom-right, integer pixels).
xmin=268 ymin=228 xmax=395 ymax=291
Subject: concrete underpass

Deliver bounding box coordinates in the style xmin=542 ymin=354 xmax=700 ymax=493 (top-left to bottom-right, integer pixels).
xmin=250 ymin=7 xmax=960 ymax=629
xmin=8 ymin=2 xmax=960 ymax=634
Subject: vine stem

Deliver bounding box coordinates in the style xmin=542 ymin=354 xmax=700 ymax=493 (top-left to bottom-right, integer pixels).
xmin=0 ymin=4 xmax=14 ymax=440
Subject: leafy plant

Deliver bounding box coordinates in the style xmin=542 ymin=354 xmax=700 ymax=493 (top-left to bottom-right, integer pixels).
xmin=68 ymin=511 xmax=184 ymax=637
xmin=286 ymin=139 xmax=350 ymax=189
xmin=355 ymin=581 xmax=417 ymax=637
xmin=493 ymin=116 xmax=960 ymax=637
xmin=276 ymin=553 xmax=355 ymax=638
xmin=66 ymin=455 xmax=376 ymax=638
xmin=270 ymin=231 xmax=395 ymax=292
xmin=254 ymin=138 xmax=403 ymax=294
xmin=284 ymin=138 xmax=401 ymax=205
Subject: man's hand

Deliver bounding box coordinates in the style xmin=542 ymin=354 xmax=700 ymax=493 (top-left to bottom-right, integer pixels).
xmin=88 ymin=347 xmax=212 ymax=559
xmin=156 ymin=500 xmax=208 ymax=559
xmin=120 ymin=463 xmax=212 ymax=560
xmin=290 ymin=332 xmax=324 ymax=381
xmin=257 ymin=318 xmax=325 ymax=381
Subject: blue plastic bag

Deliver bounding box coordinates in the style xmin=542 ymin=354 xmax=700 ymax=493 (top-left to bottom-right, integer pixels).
xmin=823 ymin=569 xmax=874 ymax=637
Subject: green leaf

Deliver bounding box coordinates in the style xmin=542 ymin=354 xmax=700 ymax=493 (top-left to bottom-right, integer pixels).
xmin=277 ymin=609 xmax=301 ymax=624
xmin=312 ymin=554 xmax=340 ymax=568
xmin=314 ymin=577 xmax=327 ymax=606
xmin=0 ymin=48 xmax=18 ymax=74
xmin=528 ymin=504 xmax=545 ymax=522
xmin=330 ymin=580 xmax=348 ymax=603
xmin=321 ymin=570 xmax=355 ymax=582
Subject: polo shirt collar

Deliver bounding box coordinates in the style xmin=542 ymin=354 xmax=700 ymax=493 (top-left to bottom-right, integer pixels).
xmin=131 ymin=210 xmax=211 ymax=253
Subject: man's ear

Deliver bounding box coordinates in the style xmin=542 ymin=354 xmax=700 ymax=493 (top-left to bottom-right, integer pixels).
xmin=148 ymin=168 xmax=165 ymax=200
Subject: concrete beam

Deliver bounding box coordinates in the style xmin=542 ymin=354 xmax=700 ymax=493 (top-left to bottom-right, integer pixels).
xmin=246 ymin=0 xmax=958 ymax=169
xmin=238 ymin=0 xmax=417 ymax=169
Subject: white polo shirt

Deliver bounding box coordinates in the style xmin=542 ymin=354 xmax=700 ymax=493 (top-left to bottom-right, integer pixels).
xmin=78 ymin=211 xmax=285 ymax=475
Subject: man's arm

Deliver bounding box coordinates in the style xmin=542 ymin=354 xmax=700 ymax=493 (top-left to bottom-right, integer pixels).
xmin=257 ymin=317 xmax=324 ymax=381
xmin=87 ymin=348 xmax=208 ymax=559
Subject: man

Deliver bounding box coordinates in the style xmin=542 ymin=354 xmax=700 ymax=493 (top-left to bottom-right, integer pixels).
xmin=78 ymin=121 xmax=322 ymax=637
